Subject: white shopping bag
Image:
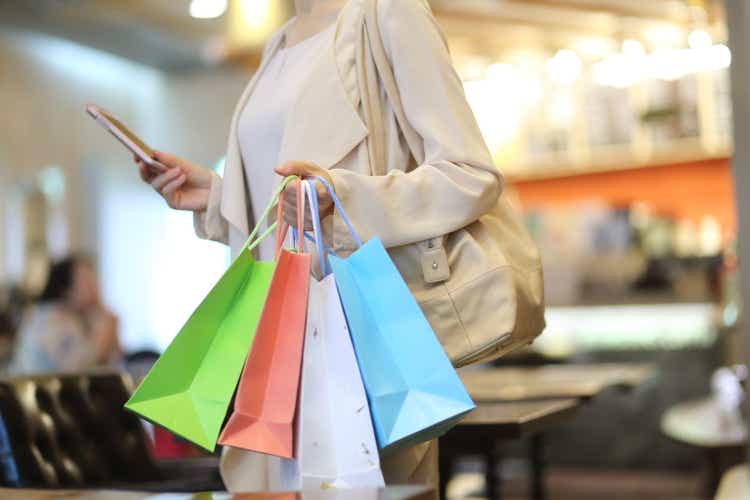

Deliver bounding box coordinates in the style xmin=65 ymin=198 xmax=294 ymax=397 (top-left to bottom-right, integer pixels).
xmin=277 ymin=275 xmax=385 ymax=490
xmin=220 ymin=447 xmax=281 ymax=492
xmin=274 ymin=181 xmax=385 ymax=490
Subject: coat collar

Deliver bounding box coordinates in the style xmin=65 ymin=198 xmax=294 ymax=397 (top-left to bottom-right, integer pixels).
xmin=221 ymin=5 xmax=368 ymax=238
xmin=277 ymin=25 xmax=368 ymax=169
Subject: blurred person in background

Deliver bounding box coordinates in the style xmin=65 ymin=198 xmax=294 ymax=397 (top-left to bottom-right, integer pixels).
xmin=9 ymin=255 xmax=121 ymax=374
xmin=0 ymin=286 xmax=29 ymax=372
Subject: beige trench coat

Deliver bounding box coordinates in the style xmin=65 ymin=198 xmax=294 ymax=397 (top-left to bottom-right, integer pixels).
xmin=196 ymin=0 xmax=502 ymax=257
xmin=194 ymin=0 xmax=537 ymax=493
xmin=197 ymin=0 xmax=543 ymax=367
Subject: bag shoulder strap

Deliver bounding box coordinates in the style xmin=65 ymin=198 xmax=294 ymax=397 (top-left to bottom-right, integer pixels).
xmin=363 ymin=0 xmax=424 ymax=164
xmin=362 ymin=0 xmax=446 ymax=273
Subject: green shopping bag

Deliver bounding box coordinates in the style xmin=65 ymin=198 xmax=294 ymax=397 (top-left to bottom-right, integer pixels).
xmin=125 ymin=177 xmax=296 ymax=451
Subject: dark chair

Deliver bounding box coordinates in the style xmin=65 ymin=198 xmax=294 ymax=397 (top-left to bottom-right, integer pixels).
xmin=0 ymin=370 xmax=223 ymax=492
xmin=123 ymin=350 xmax=161 ymax=385
xmin=0 ymin=412 xmax=20 ymax=487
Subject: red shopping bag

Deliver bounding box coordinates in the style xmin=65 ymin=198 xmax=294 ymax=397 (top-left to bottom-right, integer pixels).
xmin=219 ymin=181 xmax=310 ymax=458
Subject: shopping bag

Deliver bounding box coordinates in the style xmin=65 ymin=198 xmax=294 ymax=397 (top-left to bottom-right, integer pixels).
xmin=315 ymin=177 xmax=475 ymax=454
xmin=219 ymin=180 xmax=311 ymax=458
xmin=125 ymin=177 xmax=296 ymax=451
xmin=277 ymin=181 xmax=384 ymax=489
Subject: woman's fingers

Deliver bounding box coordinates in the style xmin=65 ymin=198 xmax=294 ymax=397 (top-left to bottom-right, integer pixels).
xmin=281 ymin=198 xmax=298 ymax=226
xmin=279 ymin=176 xmax=334 ymax=230
xmin=274 ymin=160 xmax=324 ymax=179
xmin=161 ymin=174 xmax=187 ymax=208
xmin=150 ymin=168 xmax=183 ymax=192
xmin=162 ymin=173 xmax=187 ymax=197
xmin=138 ymin=162 xmax=153 ymax=183
xmin=282 ymin=212 xmax=297 ymax=228
xmin=280 ymin=202 xmax=320 ymax=231
xmin=152 ymin=150 xmax=182 ymax=169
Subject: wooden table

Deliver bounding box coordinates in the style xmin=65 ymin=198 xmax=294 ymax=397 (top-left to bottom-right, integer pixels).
xmin=661 ymin=398 xmax=747 ymax=448
xmin=442 ymin=363 xmax=657 ymax=500
xmin=443 ymin=399 xmax=580 ymax=444
xmin=440 ymin=399 xmax=581 ymax=500
xmin=714 ymin=464 xmax=750 ymax=500
xmin=460 ymin=363 xmax=656 ymax=402
xmin=661 ymin=398 xmax=747 ymax=498
xmin=0 ymin=486 xmax=434 ymax=500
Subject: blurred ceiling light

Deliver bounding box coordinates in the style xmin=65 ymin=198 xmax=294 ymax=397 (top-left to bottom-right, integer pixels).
xmin=593 ymin=54 xmax=638 ymax=88
xmin=688 ymin=29 xmax=713 ymax=49
xmin=643 ymin=24 xmax=684 ymax=49
xmin=465 ymin=65 xmax=529 ymax=153
xmin=574 ymin=37 xmax=615 ymax=60
xmin=227 ymin=0 xmax=279 ymax=48
xmin=457 ymin=56 xmax=491 ymax=82
xmin=713 ymin=44 xmax=732 ymax=69
xmin=521 ymin=76 xmax=544 ymax=107
xmin=190 ymin=0 xmax=228 ymax=19
xmin=622 ymin=39 xmax=645 ymax=58
xmin=487 ymin=62 xmax=543 ymax=107
xmin=594 ymin=43 xmax=732 ymax=88
xmin=486 ymin=62 xmax=515 ymax=82
xmin=240 ymin=0 xmax=273 ymax=30
xmin=649 ymin=48 xmax=687 ymax=81
xmin=548 ymin=91 xmax=575 ymax=127
xmin=546 ymin=49 xmax=581 ymax=86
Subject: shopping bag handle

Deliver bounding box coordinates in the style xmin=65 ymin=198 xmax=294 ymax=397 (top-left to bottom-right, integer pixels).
xmin=302 ymin=231 xmax=338 ymax=258
xmin=313 ymin=177 xmax=362 ymax=249
xmin=303 ymin=180 xmax=328 ymax=275
xmin=244 ymin=176 xmax=298 ymax=253
xmin=274 ymin=179 xmax=305 ymax=258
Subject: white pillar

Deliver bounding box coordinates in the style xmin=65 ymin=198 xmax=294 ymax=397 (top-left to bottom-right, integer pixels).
xmin=725 ymin=0 xmax=750 ymax=461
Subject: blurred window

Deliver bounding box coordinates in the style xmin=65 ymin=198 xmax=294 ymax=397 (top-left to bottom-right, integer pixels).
xmin=91 ymin=163 xmax=228 ymax=352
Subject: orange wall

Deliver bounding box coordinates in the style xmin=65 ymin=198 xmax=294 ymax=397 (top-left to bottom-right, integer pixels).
xmin=510 ymin=157 xmax=737 ymax=236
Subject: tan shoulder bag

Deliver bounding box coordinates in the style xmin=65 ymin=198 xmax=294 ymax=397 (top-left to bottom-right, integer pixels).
xmin=359 ymin=0 xmax=546 ymax=366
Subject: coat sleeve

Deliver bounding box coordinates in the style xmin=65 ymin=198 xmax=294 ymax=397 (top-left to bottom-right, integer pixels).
xmin=193 ymin=172 xmax=230 ymax=244
xmin=329 ymin=0 xmax=502 ymax=251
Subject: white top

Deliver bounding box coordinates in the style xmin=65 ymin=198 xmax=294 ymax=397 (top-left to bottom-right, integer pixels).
xmin=10 ymin=304 xmax=98 ymax=374
xmin=238 ymin=25 xmax=335 ymax=260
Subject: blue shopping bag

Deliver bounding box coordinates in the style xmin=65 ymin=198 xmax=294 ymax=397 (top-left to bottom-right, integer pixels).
xmin=314 ymin=178 xmax=475 ymax=455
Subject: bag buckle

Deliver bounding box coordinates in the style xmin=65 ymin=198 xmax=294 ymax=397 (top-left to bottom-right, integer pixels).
xmin=420 ymin=238 xmax=450 ymax=284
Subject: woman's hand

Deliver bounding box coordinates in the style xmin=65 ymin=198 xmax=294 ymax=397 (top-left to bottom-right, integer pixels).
xmin=135 ymin=151 xmax=214 ymax=211
xmin=274 ymin=161 xmax=335 ymax=229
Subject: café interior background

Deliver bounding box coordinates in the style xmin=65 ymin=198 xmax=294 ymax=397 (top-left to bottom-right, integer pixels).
xmin=0 ymin=0 xmax=737 ymax=353
xmin=0 ymin=0 xmax=747 ymax=496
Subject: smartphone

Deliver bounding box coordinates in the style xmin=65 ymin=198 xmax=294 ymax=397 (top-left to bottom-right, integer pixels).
xmin=85 ymin=104 xmax=167 ymax=172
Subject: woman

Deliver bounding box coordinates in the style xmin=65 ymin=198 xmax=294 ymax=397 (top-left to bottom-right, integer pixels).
xmin=137 ymin=0 xmax=543 ymax=493
xmin=10 ymin=256 xmax=121 ymax=374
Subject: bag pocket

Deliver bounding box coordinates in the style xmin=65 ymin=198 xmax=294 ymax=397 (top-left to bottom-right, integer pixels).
xmin=416 ymin=266 xmax=516 ymax=365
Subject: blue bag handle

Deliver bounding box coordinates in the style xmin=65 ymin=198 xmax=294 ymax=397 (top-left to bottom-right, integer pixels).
xmin=302 ymin=180 xmax=329 ymax=275
xmin=302 ymin=232 xmax=337 ymax=258
xmin=313 ymin=176 xmax=363 ymax=249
